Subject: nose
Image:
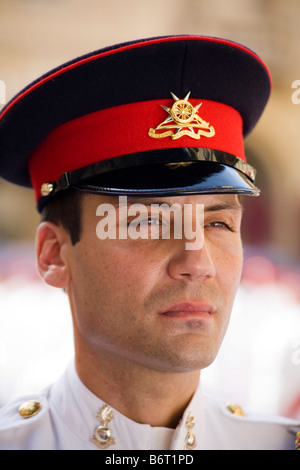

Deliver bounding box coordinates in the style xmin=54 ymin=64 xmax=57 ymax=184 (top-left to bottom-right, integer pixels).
xmin=167 ymin=238 xmax=216 ymax=282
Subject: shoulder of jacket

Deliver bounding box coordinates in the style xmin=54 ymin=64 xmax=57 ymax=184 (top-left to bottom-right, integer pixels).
xmin=204 ymin=393 xmax=300 ymax=446
xmin=0 ymin=393 xmax=50 ymax=433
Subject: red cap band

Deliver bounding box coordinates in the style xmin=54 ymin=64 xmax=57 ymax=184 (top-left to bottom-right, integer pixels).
xmin=29 ymin=98 xmax=244 ymax=202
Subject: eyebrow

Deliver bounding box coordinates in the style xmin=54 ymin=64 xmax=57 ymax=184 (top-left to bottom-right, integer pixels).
xmin=204 ymin=202 xmax=244 ymax=214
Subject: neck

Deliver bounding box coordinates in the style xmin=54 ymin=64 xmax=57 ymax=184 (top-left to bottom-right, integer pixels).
xmin=74 ymin=347 xmax=200 ymax=428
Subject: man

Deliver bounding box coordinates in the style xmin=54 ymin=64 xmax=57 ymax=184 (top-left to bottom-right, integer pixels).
xmin=0 ymin=35 xmax=299 ymax=450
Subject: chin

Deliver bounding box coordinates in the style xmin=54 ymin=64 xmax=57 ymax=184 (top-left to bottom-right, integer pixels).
xmin=149 ymin=346 xmax=219 ymax=373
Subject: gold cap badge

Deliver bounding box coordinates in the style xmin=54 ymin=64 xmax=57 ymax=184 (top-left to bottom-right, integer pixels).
xmin=148 ymin=92 xmax=215 ymax=141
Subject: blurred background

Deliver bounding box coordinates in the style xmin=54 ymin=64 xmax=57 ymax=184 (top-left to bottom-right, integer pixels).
xmin=0 ymin=0 xmax=300 ymax=420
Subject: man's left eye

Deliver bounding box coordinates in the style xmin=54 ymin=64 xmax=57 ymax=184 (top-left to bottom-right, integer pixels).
xmin=207 ymin=221 xmax=234 ymax=231
xmin=140 ymin=217 xmax=160 ymax=226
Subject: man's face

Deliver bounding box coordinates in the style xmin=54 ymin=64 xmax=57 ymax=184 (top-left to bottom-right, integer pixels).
xmin=65 ymin=193 xmax=243 ymax=374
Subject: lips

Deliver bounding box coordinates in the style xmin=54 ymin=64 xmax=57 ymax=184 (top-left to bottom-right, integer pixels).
xmin=160 ymin=301 xmax=215 ymax=319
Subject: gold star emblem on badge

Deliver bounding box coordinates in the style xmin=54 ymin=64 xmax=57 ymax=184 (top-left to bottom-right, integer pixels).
xmin=148 ymin=92 xmax=216 ymax=140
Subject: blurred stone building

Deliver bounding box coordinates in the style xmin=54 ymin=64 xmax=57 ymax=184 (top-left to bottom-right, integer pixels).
xmin=1 ymin=0 xmax=300 ymax=262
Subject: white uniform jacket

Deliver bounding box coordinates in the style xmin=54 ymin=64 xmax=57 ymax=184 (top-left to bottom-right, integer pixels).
xmin=0 ymin=360 xmax=299 ymax=450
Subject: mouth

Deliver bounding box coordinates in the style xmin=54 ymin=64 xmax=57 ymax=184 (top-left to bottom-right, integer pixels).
xmin=159 ymin=301 xmax=216 ymax=321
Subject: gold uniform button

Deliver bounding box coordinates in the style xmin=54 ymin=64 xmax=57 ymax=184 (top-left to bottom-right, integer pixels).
xmin=18 ymin=400 xmax=41 ymax=419
xmin=226 ymin=401 xmax=245 ymax=417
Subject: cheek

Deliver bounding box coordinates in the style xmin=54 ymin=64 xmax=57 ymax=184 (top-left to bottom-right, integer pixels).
xmin=71 ymin=239 xmax=163 ymax=307
xmin=226 ymin=253 xmax=243 ymax=293
xmin=224 ymin=246 xmax=243 ymax=278
xmin=214 ymin=245 xmax=243 ymax=338
xmin=214 ymin=239 xmax=243 ymax=297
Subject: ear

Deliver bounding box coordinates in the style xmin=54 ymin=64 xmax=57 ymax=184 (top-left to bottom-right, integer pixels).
xmin=36 ymin=221 xmax=70 ymax=289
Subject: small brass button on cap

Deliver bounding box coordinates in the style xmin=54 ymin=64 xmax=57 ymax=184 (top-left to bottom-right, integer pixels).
xmin=40 ymin=182 xmax=54 ymax=197
xmin=18 ymin=400 xmax=41 ymax=419
xmin=226 ymin=401 xmax=245 ymax=417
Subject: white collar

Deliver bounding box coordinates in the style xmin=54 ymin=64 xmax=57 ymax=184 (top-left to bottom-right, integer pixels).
xmin=49 ymin=359 xmax=204 ymax=450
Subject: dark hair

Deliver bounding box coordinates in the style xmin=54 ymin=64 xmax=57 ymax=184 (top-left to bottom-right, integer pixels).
xmin=40 ymin=188 xmax=83 ymax=245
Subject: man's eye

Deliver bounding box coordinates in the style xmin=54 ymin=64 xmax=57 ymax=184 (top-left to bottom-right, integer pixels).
xmin=146 ymin=218 xmax=160 ymax=225
xmin=132 ymin=217 xmax=160 ymax=227
xmin=206 ymin=221 xmax=234 ymax=231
